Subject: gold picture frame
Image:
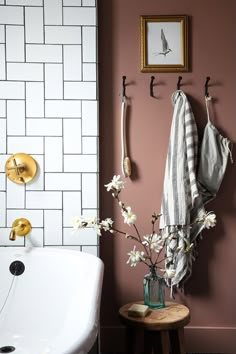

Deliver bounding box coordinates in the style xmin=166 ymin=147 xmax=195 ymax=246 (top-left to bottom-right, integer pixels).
xmin=140 ymin=15 xmax=188 ymax=72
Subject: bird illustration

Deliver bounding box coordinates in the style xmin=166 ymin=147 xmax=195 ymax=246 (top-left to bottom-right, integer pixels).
xmin=158 ymin=28 xmax=172 ymax=56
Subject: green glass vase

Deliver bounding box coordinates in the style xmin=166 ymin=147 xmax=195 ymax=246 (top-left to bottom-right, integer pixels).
xmin=143 ymin=266 xmax=165 ymax=309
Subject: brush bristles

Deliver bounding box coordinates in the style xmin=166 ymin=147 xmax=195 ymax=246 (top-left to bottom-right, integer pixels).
xmin=124 ymin=157 xmax=131 ymax=177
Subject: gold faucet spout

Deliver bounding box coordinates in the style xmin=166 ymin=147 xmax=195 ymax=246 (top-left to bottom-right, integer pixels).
xmin=9 ymin=229 xmax=16 ymax=241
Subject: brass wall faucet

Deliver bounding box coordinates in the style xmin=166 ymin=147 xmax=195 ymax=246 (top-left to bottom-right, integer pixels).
xmin=9 ymin=218 xmax=32 ymax=241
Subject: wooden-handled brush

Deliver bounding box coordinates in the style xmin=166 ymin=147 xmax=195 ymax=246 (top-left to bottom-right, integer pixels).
xmin=121 ymin=96 xmax=132 ymax=178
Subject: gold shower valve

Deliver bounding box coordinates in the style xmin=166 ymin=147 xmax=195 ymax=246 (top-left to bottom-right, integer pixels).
xmin=5 ymin=153 xmax=37 ymax=184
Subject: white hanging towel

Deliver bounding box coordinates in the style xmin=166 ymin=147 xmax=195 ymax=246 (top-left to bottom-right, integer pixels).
xmin=160 ymin=90 xmax=199 ymax=292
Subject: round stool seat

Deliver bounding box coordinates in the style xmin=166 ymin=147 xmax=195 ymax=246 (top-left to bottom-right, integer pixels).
xmin=119 ymin=301 xmax=190 ymax=354
xmin=119 ymin=301 xmax=190 ymax=330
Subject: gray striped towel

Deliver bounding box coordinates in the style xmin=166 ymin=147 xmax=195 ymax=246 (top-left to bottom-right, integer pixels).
xmin=160 ymin=90 xmax=199 ymax=292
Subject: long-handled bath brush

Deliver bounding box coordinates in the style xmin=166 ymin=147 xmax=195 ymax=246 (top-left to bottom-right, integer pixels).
xmin=121 ymin=96 xmax=132 ymax=178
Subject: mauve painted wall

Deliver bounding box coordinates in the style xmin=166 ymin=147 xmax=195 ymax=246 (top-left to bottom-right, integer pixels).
xmin=98 ymin=0 xmax=236 ymax=352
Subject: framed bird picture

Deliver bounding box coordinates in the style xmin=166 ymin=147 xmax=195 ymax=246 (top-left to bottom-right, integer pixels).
xmin=140 ymin=15 xmax=188 ymax=72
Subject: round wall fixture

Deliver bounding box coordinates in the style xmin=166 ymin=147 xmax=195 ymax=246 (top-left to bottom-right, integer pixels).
xmin=5 ymin=153 xmax=37 ymax=184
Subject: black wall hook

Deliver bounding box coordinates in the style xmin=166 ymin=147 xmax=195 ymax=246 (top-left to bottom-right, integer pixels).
xmin=205 ymin=76 xmax=210 ymax=97
xmin=150 ymin=76 xmax=155 ymax=97
xmin=177 ymin=76 xmax=182 ymax=90
xmin=122 ymin=75 xmax=126 ymax=97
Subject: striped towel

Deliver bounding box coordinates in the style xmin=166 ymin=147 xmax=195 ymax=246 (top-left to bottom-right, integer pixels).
xmin=160 ymin=90 xmax=199 ymax=291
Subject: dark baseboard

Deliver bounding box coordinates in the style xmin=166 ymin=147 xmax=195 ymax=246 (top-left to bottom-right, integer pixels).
xmin=100 ymin=325 xmax=235 ymax=354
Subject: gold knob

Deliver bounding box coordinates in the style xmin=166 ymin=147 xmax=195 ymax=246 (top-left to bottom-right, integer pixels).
xmin=5 ymin=153 xmax=37 ymax=184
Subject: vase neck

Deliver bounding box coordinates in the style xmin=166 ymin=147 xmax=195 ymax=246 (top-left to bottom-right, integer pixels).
xmin=149 ymin=265 xmax=157 ymax=275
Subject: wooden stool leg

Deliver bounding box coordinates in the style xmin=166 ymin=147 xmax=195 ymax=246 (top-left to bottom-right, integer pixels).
xmin=125 ymin=326 xmax=135 ymax=354
xmin=152 ymin=330 xmax=169 ymax=354
xmin=144 ymin=330 xmax=154 ymax=354
xmin=169 ymin=327 xmax=185 ymax=354
xmin=160 ymin=331 xmax=170 ymax=354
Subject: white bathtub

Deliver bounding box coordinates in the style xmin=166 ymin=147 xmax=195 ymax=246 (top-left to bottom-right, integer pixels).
xmin=0 ymin=247 xmax=104 ymax=354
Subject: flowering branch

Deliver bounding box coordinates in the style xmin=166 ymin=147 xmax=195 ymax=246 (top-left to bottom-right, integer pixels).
xmin=72 ymin=175 xmax=217 ymax=280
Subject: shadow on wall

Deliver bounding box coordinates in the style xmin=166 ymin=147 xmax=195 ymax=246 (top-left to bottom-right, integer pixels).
xmin=98 ymin=0 xmax=119 ymax=327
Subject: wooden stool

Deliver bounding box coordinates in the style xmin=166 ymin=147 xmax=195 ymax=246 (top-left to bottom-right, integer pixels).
xmin=119 ymin=301 xmax=190 ymax=354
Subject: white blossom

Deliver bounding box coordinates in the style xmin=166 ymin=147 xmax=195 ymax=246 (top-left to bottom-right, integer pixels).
xmin=202 ymin=212 xmax=217 ymax=229
xmin=122 ymin=206 xmax=137 ymax=226
xmin=127 ymin=246 xmax=146 ymax=267
xmin=72 ymin=216 xmax=97 ymax=230
xmin=94 ymin=223 xmax=102 ymax=236
xmin=161 ymin=268 xmax=176 ymax=279
xmin=142 ymin=233 xmax=163 ymax=253
xmin=100 ymin=218 xmax=114 ymax=231
xmin=72 ymin=216 xmax=87 ymax=230
xmin=86 ymin=216 xmax=97 ymax=227
xmin=104 ymin=175 xmax=125 ymax=193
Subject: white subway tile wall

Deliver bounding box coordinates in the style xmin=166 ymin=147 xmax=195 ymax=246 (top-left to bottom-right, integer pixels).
xmin=45 ymin=137 xmax=63 ymax=172
xmin=6 ymin=26 xmax=25 ymax=62
xmin=63 ymin=119 xmax=82 ymax=153
xmin=82 ymin=26 xmax=96 ymax=62
xmin=0 ymin=26 xmax=5 ymax=43
xmin=44 ymin=209 xmax=63 ymax=245
xmin=0 ymin=7 xmax=24 ymax=25
xmin=64 ymin=81 xmax=96 ymax=100
xmin=63 ymin=191 xmax=81 ymax=227
xmin=0 ymin=101 xmax=6 ymax=117
xmin=63 ymin=7 xmax=96 ymax=26
xmin=0 ymin=155 xmax=9 ymax=172
xmin=45 ymin=100 xmax=81 ymax=118
xmin=26 ymin=154 xmax=44 ymax=190
xmin=0 ymin=173 xmax=6 ymax=191
xmin=25 ymin=7 xmax=44 ymax=43
xmin=0 ymin=1 xmax=98 ymax=257
xmin=0 ymin=45 xmax=5 ymax=80
xmin=26 ymin=82 xmax=44 ymax=117
xmin=6 ymin=0 xmax=43 ymax=5
xmin=26 ymin=118 xmax=63 ymax=136
xmin=7 ymin=62 xmax=44 ymax=81
xmin=83 ymin=0 xmax=96 ymax=6
xmin=25 ymin=228 xmax=44 ymax=247
xmin=45 ymin=64 xmax=63 ymax=99
xmin=6 ymin=180 xmax=25 ymax=209
xmin=45 ymin=26 xmax=82 ymax=45
xmin=83 ymin=63 xmax=97 ymax=81
xmin=0 ymin=81 xmax=25 ymax=99
xmin=7 ymin=100 xmax=25 ymax=135
xmin=26 ymin=44 xmax=63 ymax=63
xmin=63 ymin=45 xmax=82 ymax=80
xmin=63 ymin=0 xmax=82 ymax=6
xmin=0 ymin=120 xmax=6 ymax=153
xmin=8 ymin=136 xmax=44 ymax=154
xmin=0 ymin=192 xmax=6 ymax=227
xmin=44 ymin=0 xmax=62 ymax=26
xmin=7 ymin=209 xmax=44 ymax=227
